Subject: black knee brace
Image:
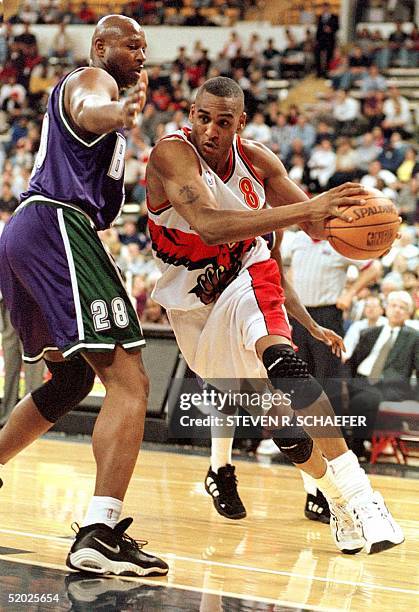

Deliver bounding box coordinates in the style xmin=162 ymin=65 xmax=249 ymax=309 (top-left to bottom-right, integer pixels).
xmin=262 ymin=344 xmax=323 ymax=410
xmin=31 ymin=356 xmax=95 ymax=423
xmin=273 ymin=421 xmax=314 ymax=464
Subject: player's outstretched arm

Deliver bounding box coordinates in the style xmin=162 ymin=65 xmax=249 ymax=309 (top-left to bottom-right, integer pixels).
xmin=148 ymin=141 xmax=364 ymax=246
xmin=248 ymin=140 xmax=368 ymax=239
xmin=67 ymin=67 xmax=148 ymax=135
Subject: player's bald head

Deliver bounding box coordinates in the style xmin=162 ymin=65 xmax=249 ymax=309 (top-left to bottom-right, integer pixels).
xmin=91 ymin=15 xmax=144 ymax=60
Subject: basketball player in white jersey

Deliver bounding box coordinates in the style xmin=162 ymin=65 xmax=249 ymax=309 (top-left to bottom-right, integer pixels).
xmin=146 ymin=77 xmax=404 ymax=554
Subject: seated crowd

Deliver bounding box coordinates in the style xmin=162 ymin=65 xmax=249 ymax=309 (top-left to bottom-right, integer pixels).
xmin=0 ymin=19 xmax=417 ymax=454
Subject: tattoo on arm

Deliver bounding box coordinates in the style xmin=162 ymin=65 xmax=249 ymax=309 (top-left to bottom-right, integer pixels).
xmin=179 ymin=185 xmax=199 ymax=205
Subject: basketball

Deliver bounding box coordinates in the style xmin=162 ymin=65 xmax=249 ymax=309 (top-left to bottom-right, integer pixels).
xmin=324 ymin=189 xmax=400 ymax=260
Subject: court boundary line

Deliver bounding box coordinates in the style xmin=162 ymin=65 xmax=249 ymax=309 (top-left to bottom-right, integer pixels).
xmin=0 ymin=527 xmax=417 ymax=597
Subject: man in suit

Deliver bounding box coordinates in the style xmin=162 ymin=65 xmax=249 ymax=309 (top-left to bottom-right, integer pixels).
xmin=315 ymin=2 xmax=340 ymax=78
xmin=348 ymin=290 xmax=419 ymax=458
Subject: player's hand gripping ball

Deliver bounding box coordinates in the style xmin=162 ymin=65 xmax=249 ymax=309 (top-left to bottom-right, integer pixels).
xmin=324 ymin=187 xmax=401 ymax=259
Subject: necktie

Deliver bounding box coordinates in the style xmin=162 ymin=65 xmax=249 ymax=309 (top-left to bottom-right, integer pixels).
xmin=369 ymin=331 xmax=395 ymax=382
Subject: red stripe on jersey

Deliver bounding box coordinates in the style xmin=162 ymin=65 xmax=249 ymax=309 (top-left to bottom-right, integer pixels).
xmin=146 ymin=194 xmax=172 ymax=214
xmin=236 ymin=136 xmax=264 ymax=186
xmin=248 ymin=259 xmax=292 ymax=339
xmin=148 ymin=218 xmax=254 ymax=270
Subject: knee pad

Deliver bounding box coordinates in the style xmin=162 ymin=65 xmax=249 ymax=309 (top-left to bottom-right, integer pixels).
xmin=273 ymin=422 xmax=314 ymax=464
xmin=31 ymin=356 xmax=95 ymax=423
xmin=262 ymin=344 xmax=323 ymax=410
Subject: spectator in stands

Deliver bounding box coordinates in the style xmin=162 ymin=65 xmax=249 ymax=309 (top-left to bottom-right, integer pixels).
xmin=243 ymin=111 xmax=272 ymax=145
xmin=343 ymin=295 xmax=387 ymax=361
xmin=173 ymin=46 xmax=190 ymax=76
xmin=313 ymin=120 xmax=335 ymax=145
xmin=406 ymin=23 xmax=419 ymax=67
xmin=132 ymin=275 xmax=148 ymax=319
xmin=328 ymin=47 xmax=349 ymax=90
xmin=315 ymin=2 xmax=339 ymax=78
xmin=361 ymin=160 xmax=398 ymax=190
xmin=289 ymin=113 xmax=316 ymax=156
xmin=284 ymin=138 xmax=308 ymax=170
xmin=339 ymin=45 xmax=371 ymax=90
xmin=77 ymin=1 xmax=96 ymax=25
xmin=288 ymin=153 xmax=306 ymax=187
xmin=142 ymin=298 xmax=169 ymax=325
xmin=261 ymin=38 xmax=281 ymax=77
xmin=398 ymin=177 xmax=418 ymax=224
xmin=269 ymin=112 xmax=293 ymax=158
xmin=124 ymin=149 xmax=145 ymax=203
xmin=363 ymin=90 xmax=386 ymax=130
xmin=307 ymin=138 xmax=336 ymax=189
xmin=370 ymin=28 xmax=388 ymax=71
xmin=332 ymin=89 xmax=361 ymax=136
xmin=387 ymin=20 xmax=409 ymax=68
xmin=164 ymin=109 xmax=188 ymax=134
xmin=348 ymin=291 xmax=418 ymax=458
xmin=0 ymin=182 xmax=18 ymax=214
xmin=360 ymin=64 xmax=388 ymax=95
xmin=382 ymin=85 xmax=413 ymax=137
xmin=355 ymin=131 xmax=382 ymax=172
xmin=328 ymin=137 xmax=360 ymax=187
xmin=377 ymin=131 xmax=406 ymax=173
xmin=20 ymin=3 xmax=39 ymax=25
xmin=49 ymin=23 xmax=74 ymax=63
xmin=396 ymin=147 xmax=419 ymax=184
xmin=222 ymin=30 xmax=242 ymax=60
xmin=119 ymin=218 xmax=147 ymax=251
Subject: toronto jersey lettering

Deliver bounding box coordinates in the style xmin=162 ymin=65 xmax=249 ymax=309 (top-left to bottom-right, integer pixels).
xmin=22 ymin=68 xmax=126 ymax=230
xmin=148 ymin=128 xmax=271 ymax=310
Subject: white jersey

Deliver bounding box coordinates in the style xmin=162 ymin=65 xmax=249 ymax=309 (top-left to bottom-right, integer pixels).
xmin=148 ymin=127 xmax=271 ymax=310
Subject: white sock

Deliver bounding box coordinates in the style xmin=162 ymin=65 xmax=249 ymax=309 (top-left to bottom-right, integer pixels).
xmin=300 ymin=470 xmax=317 ymax=496
xmin=328 ymin=450 xmax=373 ymax=503
xmin=211 ymin=436 xmax=234 ymax=473
xmin=314 ymin=463 xmax=346 ymax=505
xmin=83 ymin=496 xmax=123 ymax=529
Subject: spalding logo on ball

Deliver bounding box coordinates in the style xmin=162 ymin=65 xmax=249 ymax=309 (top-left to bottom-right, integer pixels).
xmin=325 ymin=187 xmax=401 ymax=260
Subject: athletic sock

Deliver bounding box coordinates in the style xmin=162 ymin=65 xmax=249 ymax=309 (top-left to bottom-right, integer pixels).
xmin=328 ymin=450 xmax=373 ymax=502
xmin=314 ymin=463 xmax=346 ymax=505
xmin=300 ymin=469 xmax=317 ymax=496
xmin=211 ymin=436 xmax=234 ymax=473
xmin=83 ymin=496 xmax=123 ymax=529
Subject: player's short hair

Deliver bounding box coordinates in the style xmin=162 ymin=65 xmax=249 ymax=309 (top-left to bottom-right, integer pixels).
xmin=196 ymin=77 xmax=244 ymax=106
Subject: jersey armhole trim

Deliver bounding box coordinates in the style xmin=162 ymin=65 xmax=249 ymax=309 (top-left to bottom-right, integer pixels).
xmin=58 ymin=70 xmax=108 ymax=148
xmin=236 ymin=135 xmax=264 ymax=186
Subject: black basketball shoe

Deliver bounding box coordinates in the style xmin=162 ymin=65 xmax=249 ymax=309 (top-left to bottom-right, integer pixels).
xmin=204 ymin=465 xmax=246 ymax=520
xmin=66 ymin=517 xmax=169 ymax=576
xmin=304 ymin=489 xmax=330 ymax=524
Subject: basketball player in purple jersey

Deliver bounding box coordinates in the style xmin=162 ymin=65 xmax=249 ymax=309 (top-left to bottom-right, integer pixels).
xmin=0 ymin=16 xmax=168 ymax=576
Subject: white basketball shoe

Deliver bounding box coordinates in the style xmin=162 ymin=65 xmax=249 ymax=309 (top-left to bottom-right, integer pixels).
xmin=348 ymin=491 xmax=404 ymax=554
xmin=329 ymin=501 xmax=365 ymax=554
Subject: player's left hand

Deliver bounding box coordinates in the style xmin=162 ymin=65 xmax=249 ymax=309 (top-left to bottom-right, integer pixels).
xmin=309 ymin=325 xmax=345 ymax=357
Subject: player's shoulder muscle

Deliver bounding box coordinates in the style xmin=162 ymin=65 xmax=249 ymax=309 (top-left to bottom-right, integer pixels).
xmin=240 ymin=138 xmax=287 ymax=180
xmin=66 ymin=67 xmax=118 ymax=100
xmin=149 ymin=138 xmax=201 ymax=181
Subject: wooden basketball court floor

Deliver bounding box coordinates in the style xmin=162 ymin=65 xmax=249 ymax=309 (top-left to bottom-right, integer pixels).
xmin=0 ymin=438 xmax=417 ymax=611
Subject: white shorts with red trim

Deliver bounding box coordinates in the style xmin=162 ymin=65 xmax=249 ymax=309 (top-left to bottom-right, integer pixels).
xmin=167 ymin=258 xmax=292 ymax=381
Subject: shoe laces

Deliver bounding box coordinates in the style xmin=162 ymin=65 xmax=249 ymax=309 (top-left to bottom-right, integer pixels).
xmin=352 ymin=496 xmax=387 ymax=522
xmin=331 ymin=504 xmax=354 ymax=530
xmin=120 ymin=532 xmax=149 ymax=552
xmin=114 ymin=517 xmax=148 ymax=552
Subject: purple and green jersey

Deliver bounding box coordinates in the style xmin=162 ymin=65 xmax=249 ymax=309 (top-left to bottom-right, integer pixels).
xmin=21 ymin=67 xmax=126 ymax=230
xmin=0 ymin=67 xmax=144 ymax=361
